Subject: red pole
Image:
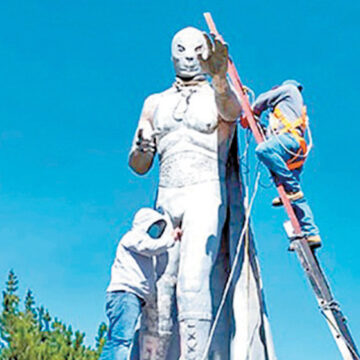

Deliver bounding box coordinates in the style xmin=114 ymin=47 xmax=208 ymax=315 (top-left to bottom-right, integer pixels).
xmin=204 ymin=12 xmax=302 ymax=235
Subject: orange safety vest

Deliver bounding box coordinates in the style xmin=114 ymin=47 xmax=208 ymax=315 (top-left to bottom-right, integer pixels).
xmin=272 ymin=106 xmax=308 ymax=170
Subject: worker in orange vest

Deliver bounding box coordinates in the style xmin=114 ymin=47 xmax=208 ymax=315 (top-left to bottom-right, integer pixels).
xmin=252 ymin=80 xmax=321 ymax=249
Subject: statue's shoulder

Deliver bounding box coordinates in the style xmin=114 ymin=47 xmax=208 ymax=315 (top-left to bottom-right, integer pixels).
xmin=140 ymin=87 xmax=174 ymax=125
xmin=143 ymin=93 xmax=161 ymax=109
xmin=143 ymin=86 xmax=174 ymax=108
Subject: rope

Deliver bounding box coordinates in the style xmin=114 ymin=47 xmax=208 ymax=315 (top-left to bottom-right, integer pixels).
xmin=238 ymin=128 xmax=252 ymax=186
xmin=238 ymin=85 xmax=255 ymax=177
xmin=200 ymin=169 xmax=261 ymax=360
xmin=269 ymin=122 xmax=313 ymax=159
xmin=239 ymin=129 xmax=252 ymax=165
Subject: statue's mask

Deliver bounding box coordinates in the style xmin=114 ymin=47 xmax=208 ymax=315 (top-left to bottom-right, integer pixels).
xmin=171 ymin=27 xmax=208 ymax=80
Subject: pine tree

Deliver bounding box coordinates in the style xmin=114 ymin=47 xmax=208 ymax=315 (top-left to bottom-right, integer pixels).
xmin=95 ymin=322 xmax=107 ymax=356
xmin=0 ymin=270 xmax=106 ymax=360
xmin=24 ymin=290 xmax=35 ymax=316
xmin=2 ymin=270 xmax=19 ymax=314
xmin=0 ymin=270 xmax=20 ymax=349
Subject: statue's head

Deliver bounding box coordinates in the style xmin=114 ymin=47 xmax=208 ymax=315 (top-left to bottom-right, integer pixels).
xmin=171 ymin=27 xmax=208 ymax=80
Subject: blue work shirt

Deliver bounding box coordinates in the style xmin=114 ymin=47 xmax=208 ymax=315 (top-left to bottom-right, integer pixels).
xmin=252 ymin=84 xmax=304 ymax=135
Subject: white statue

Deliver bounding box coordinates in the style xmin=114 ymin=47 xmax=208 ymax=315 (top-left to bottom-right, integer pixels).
xmin=129 ymin=27 xmax=276 ymax=360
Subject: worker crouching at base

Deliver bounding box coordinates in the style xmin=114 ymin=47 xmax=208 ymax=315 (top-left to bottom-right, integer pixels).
xmin=252 ymin=80 xmax=321 ymax=249
xmin=99 ymin=208 xmax=182 ymax=360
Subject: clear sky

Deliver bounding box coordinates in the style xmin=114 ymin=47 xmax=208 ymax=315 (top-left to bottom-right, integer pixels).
xmin=0 ymin=1 xmax=359 ymax=359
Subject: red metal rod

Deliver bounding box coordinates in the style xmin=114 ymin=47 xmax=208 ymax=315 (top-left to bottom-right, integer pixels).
xmin=204 ymin=12 xmax=302 ymax=235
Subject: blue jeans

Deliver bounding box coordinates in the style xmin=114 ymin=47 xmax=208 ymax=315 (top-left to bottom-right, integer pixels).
xmin=99 ymin=291 xmax=142 ymax=360
xmin=255 ymin=133 xmax=319 ymax=236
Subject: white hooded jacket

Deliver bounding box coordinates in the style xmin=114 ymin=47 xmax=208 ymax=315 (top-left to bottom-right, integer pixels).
xmin=107 ymin=208 xmax=175 ymax=303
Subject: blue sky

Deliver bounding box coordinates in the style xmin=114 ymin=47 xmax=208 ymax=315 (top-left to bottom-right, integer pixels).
xmin=0 ymin=1 xmax=359 ymax=359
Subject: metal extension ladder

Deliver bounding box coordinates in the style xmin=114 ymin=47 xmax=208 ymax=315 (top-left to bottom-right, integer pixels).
xmin=204 ymin=12 xmax=359 ymax=360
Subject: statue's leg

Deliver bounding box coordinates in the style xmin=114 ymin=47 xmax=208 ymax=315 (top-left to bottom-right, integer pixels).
xmin=177 ymin=181 xmax=227 ymax=360
xmin=139 ymin=244 xmax=180 ymax=360
xmin=209 ymin=247 xmax=231 ymax=360
xmin=156 ymin=244 xmax=180 ymax=358
xmin=139 ymin=187 xmax=185 ymax=360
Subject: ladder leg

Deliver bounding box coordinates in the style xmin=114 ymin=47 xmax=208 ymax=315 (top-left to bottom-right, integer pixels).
xmin=292 ymin=239 xmax=360 ymax=360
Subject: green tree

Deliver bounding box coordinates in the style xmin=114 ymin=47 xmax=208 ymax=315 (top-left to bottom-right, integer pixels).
xmin=0 ymin=271 xmax=107 ymax=360
xmin=2 ymin=270 xmax=19 ymax=314
xmin=95 ymin=322 xmax=107 ymax=357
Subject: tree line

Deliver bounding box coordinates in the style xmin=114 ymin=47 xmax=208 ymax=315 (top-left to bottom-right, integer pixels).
xmin=0 ymin=270 xmax=106 ymax=360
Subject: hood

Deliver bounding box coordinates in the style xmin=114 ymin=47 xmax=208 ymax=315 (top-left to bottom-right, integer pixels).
xmin=282 ymin=79 xmax=303 ymax=92
xmin=132 ymin=207 xmax=173 ymax=236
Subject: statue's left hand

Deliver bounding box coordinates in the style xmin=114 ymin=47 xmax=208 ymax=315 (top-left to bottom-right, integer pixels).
xmin=172 ymin=227 xmax=183 ymax=242
xmin=198 ymin=33 xmax=228 ymax=79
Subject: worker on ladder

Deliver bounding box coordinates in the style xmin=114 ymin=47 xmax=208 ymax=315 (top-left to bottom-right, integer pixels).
xmin=252 ymin=80 xmax=321 ymax=249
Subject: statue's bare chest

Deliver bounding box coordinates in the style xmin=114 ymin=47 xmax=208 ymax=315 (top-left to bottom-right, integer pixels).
xmin=153 ymin=84 xmax=219 ymax=135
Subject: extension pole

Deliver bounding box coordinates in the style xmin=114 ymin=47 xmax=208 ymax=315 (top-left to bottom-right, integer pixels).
xmin=203 ymin=12 xmax=359 ymax=360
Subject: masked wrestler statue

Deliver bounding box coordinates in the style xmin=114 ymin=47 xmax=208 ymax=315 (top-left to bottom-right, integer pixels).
xmin=129 ymin=27 xmax=275 ymax=360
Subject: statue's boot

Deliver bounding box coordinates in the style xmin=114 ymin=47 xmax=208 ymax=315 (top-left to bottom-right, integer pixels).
xmin=179 ymin=318 xmax=211 ymax=360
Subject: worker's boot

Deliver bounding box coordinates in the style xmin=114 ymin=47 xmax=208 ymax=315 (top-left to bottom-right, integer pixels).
xmin=179 ymin=318 xmax=211 ymax=360
xmin=307 ymin=234 xmax=322 ymax=249
xmin=272 ymin=190 xmax=304 ymax=207
xmin=288 ymin=235 xmax=322 ymax=252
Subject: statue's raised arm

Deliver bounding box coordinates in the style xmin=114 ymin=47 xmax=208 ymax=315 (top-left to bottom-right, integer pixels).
xmin=198 ymin=32 xmax=242 ymax=121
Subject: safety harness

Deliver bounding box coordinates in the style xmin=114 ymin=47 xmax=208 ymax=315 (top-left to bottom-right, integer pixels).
xmin=272 ymin=106 xmax=308 ymax=170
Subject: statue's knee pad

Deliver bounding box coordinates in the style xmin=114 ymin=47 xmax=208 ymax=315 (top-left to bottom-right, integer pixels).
xmin=177 ymin=282 xmax=212 ymax=322
xmin=178 ymin=273 xmax=203 ymax=294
